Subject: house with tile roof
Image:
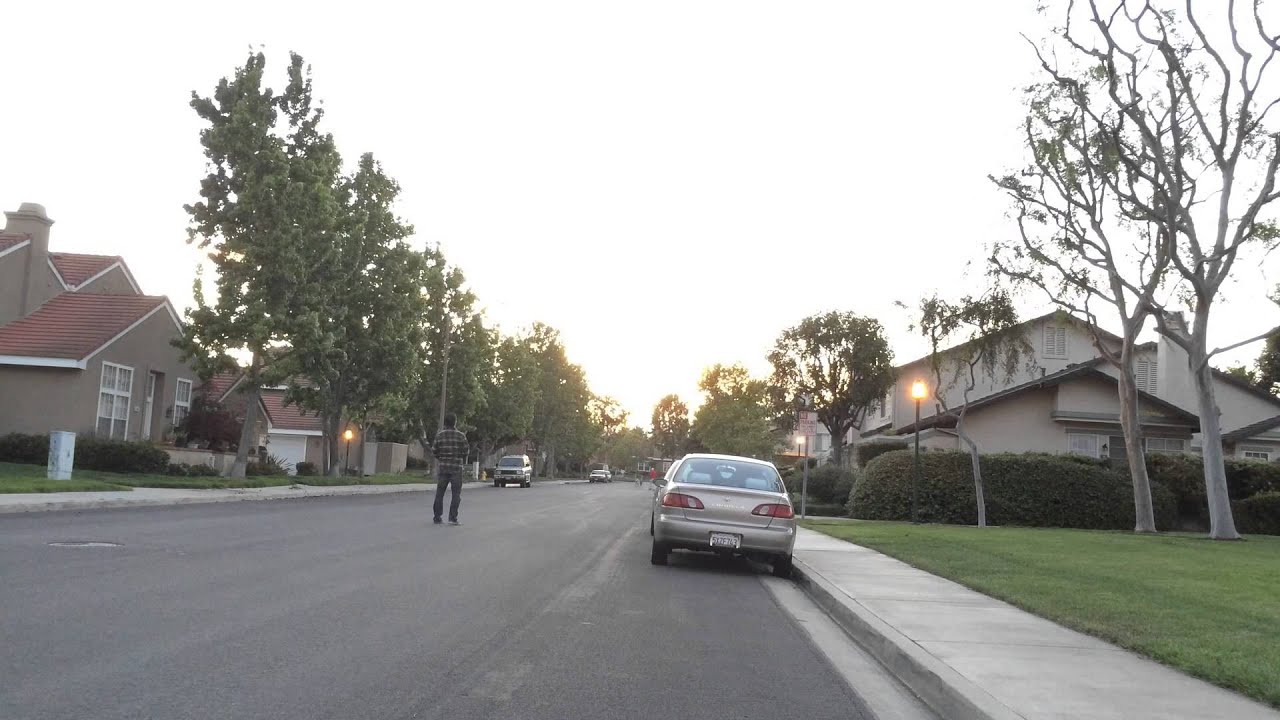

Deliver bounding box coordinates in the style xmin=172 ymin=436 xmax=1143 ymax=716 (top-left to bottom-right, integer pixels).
xmin=199 ymin=372 xmax=329 ymax=474
xmin=800 ymin=310 xmax=1280 ymax=464
xmin=0 ymin=202 xmax=199 ymax=443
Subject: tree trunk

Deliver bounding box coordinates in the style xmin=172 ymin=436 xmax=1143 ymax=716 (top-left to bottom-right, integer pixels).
xmin=956 ymin=412 xmax=986 ymax=528
xmin=829 ymin=423 xmax=845 ymax=467
xmin=1117 ymin=366 xmax=1157 ymax=532
xmin=545 ymin=445 xmax=557 ymax=479
xmin=1189 ymin=347 xmax=1241 ymax=540
xmin=231 ymin=383 xmax=261 ymax=479
xmin=325 ymin=414 xmax=343 ymax=477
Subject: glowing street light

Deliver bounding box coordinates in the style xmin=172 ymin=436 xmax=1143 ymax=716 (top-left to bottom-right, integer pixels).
xmin=910 ymin=380 xmax=928 ymax=523
xmin=343 ymin=428 xmax=355 ymax=474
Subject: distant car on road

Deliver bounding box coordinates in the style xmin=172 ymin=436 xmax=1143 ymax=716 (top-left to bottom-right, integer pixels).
xmin=649 ymin=453 xmax=795 ymax=577
xmin=494 ymin=455 xmax=533 ymax=488
xmin=588 ymin=467 xmax=612 ymax=483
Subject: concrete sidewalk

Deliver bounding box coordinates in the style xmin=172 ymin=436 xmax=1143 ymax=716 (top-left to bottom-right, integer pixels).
xmin=791 ymin=527 xmax=1279 ymax=720
xmin=0 ymin=481 xmax=488 ymax=514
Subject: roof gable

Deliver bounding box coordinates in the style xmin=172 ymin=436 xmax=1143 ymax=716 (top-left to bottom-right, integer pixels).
xmin=1223 ymin=415 xmax=1280 ymax=444
xmin=0 ymin=294 xmax=173 ymax=367
xmin=48 ymin=252 xmax=140 ymax=293
xmin=0 ymin=233 xmax=30 ymax=259
xmin=895 ymin=311 xmax=1122 ymax=370
xmin=260 ymin=388 xmax=324 ymax=433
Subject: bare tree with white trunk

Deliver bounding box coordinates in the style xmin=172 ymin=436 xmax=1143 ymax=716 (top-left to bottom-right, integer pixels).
xmin=993 ymin=0 xmax=1280 ymax=540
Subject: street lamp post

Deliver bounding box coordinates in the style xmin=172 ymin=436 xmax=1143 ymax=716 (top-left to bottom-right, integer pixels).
xmin=910 ymin=380 xmax=928 ymax=524
xmin=797 ymin=435 xmax=809 ymax=519
xmin=343 ymin=428 xmax=354 ymax=475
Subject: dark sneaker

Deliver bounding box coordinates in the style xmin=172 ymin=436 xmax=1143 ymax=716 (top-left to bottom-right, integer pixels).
xmin=432 ymin=518 xmax=443 ymax=525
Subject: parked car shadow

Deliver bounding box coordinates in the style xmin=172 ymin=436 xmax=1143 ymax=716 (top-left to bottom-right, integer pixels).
xmin=664 ymin=550 xmax=768 ymax=577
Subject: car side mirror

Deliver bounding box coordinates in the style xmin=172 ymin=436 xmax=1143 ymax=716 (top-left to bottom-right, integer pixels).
xmin=652 ymin=478 xmax=666 ymax=487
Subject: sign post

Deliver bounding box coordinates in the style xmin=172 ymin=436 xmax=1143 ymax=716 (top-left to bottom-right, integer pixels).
xmin=796 ymin=411 xmax=817 ymax=518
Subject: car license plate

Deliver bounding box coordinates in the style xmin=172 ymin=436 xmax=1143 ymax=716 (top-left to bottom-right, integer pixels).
xmin=709 ymin=532 xmax=740 ymax=549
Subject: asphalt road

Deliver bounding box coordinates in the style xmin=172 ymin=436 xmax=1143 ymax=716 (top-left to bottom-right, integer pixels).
xmin=0 ymin=480 xmax=874 ymax=720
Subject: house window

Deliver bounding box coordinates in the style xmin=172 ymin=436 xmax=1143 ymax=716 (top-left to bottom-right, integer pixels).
xmin=1043 ymin=325 xmax=1067 ymax=359
xmin=1068 ymin=432 xmax=1099 ymax=457
xmin=1136 ymin=360 xmax=1158 ymax=394
xmin=1146 ymin=437 xmax=1185 ymax=455
xmin=173 ymin=379 xmax=193 ymax=429
xmin=1242 ymin=447 xmax=1272 ymax=461
xmin=1106 ymin=435 xmax=1127 ymax=460
xmin=879 ymin=394 xmax=890 ymax=420
xmin=97 ymin=362 xmax=133 ymax=439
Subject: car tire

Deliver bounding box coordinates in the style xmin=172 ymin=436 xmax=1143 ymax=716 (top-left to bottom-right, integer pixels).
xmin=650 ymin=540 xmax=669 ymax=566
xmin=523 ymin=479 xmax=531 ymax=488
xmin=772 ymin=554 xmax=793 ymax=579
xmin=649 ymin=514 xmax=654 ymax=536
xmin=493 ymin=478 xmax=500 ymax=487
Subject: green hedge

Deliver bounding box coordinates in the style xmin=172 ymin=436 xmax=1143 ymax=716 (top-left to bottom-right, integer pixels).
xmin=0 ymin=433 xmax=170 ymax=473
xmin=1145 ymin=454 xmax=1280 ymax=517
xmin=850 ymin=449 xmax=1177 ymax=530
xmin=295 ymin=461 xmax=319 ymax=477
xmin=0 ymin=433 xmax=48 ymax=464
xmin=786 ymin=463 xmax=858 ymax=505
xmin=1233 ymin=492 xmax=1280 ymax=535
xmin=855 ymin=441 xmax=905 ymax=468
xmin=166 ymin=462 xmax=221 ymax=477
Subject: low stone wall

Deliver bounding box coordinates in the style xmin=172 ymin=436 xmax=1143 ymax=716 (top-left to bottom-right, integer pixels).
xmin=162 ymin=447 xmax=236 ymax=476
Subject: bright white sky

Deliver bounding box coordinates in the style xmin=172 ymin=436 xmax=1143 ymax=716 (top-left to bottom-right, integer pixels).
xmin=2 ymin=1 xmax=1277 ymax=423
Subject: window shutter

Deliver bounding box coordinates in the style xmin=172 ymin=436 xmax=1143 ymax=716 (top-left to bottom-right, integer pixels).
xmin=1044 ymin=326 xmax=1067 ymax=358
xmin=1148 ymin=361 xmax=1158 ymax=393
xmin=1136 ymin=362 xmax=1150 ymax=393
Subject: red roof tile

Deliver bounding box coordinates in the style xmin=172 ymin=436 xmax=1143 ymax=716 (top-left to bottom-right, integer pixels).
xmin=49 ymin=252 xmax=121 ymax=287
xmin=0 ymin=294 xmax=167 ymax=360
xmin=0 ymin=233 xmax=30 ymax=254
xmin=261 ymin=388 xmax=324 ymax=433
xmin=200 ymin=371 xmax=244 ymax=402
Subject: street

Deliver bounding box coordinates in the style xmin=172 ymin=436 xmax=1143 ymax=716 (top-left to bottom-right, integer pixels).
xmin=0 ymin=481 xmax=886 ymax=720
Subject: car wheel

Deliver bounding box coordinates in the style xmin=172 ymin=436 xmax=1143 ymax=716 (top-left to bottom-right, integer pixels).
xmin=772 ymin=554 xmax=793 ymax=579
xmin=649 ymin=514 xmax=654 ymax=536
xmin=650 ymin=540 xmax=669 ymax=566
xmin=523 ymin=479 xmax=531 ymax=488
xmin=493 ymin=479 xmax=500 ymax=487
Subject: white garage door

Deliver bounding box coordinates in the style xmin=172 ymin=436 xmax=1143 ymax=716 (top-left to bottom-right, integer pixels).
xmin=268 ymin=435 xmax=308 ymax=475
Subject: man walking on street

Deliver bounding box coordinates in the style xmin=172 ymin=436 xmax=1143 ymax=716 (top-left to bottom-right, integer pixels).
xmin=431 ymin=413 xmax=468 ymax=525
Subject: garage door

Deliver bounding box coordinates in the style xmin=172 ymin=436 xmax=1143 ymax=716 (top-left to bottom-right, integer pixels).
xmin=268 ymin=435 xmax=308 ymax=475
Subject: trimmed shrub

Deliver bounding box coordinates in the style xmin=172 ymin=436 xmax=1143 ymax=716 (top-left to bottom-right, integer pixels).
xmin=855 ymin=441 xmax=905 ymax=468
xmin=246 ymin=454 xmax=289 ymax=477
xmin=1233 ymin=491 xmax=1280 ymax=536
xmin=166 ymin=463 xmax=191 ymax=476
xmin=1226 ymin=458 xmax=1280 ymax=499
xmin=295 ymin=461 xmax=319 ymax=477
xmin=787 ymin=463 xmax=858 ymax=504
xmin=1145 ymin=454 xmax=1280 ymax=518
xmin=74 ymin=438 xmax=169 ymax=474
xmin=0 ymin=433 xmax=50 ymax=464
xmin=850 ymin=449 xmax=1177 ymax=530
xmin=186 ymin=463 xmax=220 ymax=477
xmin=800 ymin=503 xmax=846 ymax=518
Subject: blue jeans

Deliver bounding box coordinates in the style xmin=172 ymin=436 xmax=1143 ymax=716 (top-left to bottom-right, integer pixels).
xmin=433 ymin=466 xmax=463 ymax=522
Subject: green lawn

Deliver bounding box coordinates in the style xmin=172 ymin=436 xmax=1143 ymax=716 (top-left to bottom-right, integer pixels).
xmin=804 ymin=520 xmax=1280 ymax=708
xmin=0 ymin=462 xmax=293 ymax=491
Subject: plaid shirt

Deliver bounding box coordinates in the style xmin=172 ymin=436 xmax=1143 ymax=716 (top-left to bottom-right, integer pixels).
xmin=431 ymin=427 xmax=469 ymax=472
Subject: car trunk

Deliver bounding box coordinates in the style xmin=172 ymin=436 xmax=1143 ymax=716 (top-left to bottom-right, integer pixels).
xmin=673 ymin=484 xmax=783 ymax=529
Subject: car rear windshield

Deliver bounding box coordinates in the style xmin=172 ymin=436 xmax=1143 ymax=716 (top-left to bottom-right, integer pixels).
xmin=674 ymin=459 xmax=784 ymax=493
xmin=498 ymin=457 xmax=524 ymax=467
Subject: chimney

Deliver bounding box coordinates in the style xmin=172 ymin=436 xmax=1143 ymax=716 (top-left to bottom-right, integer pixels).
xmin=3 ymin=203 xmax=55 ymax=316
xmin=1155 ymin=311 xmax=1195 ymax=412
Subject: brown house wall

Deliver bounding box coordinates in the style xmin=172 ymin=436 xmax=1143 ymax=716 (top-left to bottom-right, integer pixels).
xmin=0 ymin=307 xmax=199 ymax=442
xmin=78 ymin=266 xmax=137 ymax=295
xmin=0 ymin=244 xmax=30 ymax=325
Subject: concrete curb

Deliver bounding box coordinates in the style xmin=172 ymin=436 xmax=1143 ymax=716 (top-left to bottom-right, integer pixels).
xmin=791 ymin=557 xmax=1023 ymax=720
xmin=0 ymin=482 xmax=489 ymax=515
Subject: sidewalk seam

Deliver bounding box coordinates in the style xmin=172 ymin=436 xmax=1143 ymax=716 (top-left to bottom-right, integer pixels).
xmin=791 ymin=556 xmax=1026 ymax=720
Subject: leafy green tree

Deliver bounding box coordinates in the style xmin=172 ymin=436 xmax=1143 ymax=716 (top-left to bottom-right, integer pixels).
xmin=527 ymin=323 xmax=594 ymax=476
xmin=289 ymin=153 xmax=422 ymax=475
xmin=589 ymin=396 xmax=628 ymax=440
xmin=767 ymin=312 xmax=895 ymax=467
xmin=650 ymin=394 xmax=690 ymax=460
xmin=690 ymin=364 xmax=777 ymax=459
xmin=470 ymin=333 xmax=541 ymax=463
xmin=602 ymin=427 xmax=653 ymax=472
xmin=1253 ymin=335 xmax=1280 ymax=396
xmin=179 ymin=51 xmax=341 ymax=477
xmin=392 ymin=250 xmax=489 ymax=457
xmin=917 ymin=291 xmax=1034 ymax=528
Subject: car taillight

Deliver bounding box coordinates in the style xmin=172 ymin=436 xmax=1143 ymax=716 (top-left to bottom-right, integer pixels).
xmin=661 ymin=492 xmax=705 ymax=510
xmin=751 ymin=503 xmax=795 ymax=519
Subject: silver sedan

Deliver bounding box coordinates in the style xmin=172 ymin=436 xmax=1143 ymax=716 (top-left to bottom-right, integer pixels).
xmin=649 ymin=454 xmax=796 ymax=577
